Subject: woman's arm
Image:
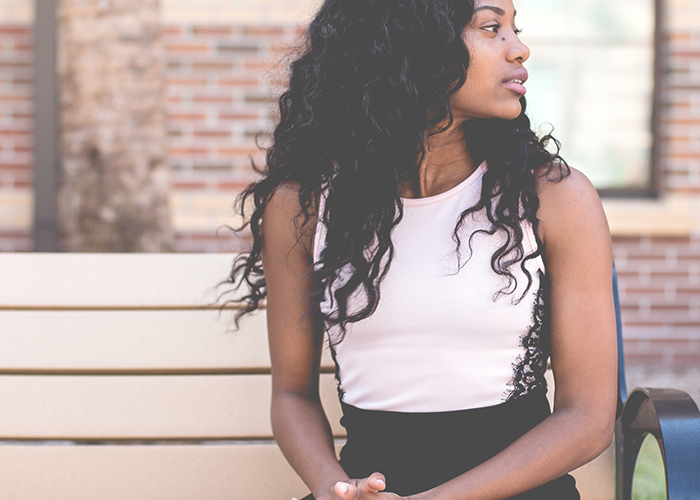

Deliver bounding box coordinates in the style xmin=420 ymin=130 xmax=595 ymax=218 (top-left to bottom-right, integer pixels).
xmin=263 ymin=185 xmax=347 ymax=497
xmin=335 ymin=167 xmax=618 ymax=500
xmin=263 ymin=185 xmax=388 ymax=499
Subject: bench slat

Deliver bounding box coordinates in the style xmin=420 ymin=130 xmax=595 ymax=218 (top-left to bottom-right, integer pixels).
xmin=0 ymin=443 xmax=343 ymax=500
xmin=0 ymin=254 xmax=237 ymax=308
xmin=0 ymin=443 xmax=612 ymax=500
xmin=0 ymin=310 xmax=334 ymax=372
xmin=0 ymin=374 xmax=344 ymax=439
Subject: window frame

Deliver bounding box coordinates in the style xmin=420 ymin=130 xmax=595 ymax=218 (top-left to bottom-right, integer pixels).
xmin=597 ymin=0 xmax=663 ymax=198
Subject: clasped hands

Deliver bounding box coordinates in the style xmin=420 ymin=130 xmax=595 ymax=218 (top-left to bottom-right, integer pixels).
xmin=293 ymin=473 xmax=406 ymax=500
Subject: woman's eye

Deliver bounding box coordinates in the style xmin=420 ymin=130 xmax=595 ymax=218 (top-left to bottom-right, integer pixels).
xmin=484 ymin=24 xmax=501 ymax=33
xmin=513 ymin=27 xmax=523 ymax=35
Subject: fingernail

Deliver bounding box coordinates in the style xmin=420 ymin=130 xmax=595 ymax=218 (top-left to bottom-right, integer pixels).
xmin=377 ymin=479 xmax=386 ymax=487
xmin=337 ymin=482 xmax=348 ymax=494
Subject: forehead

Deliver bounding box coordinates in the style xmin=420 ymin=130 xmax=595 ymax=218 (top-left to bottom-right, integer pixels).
xmin=473 ymin=0 xmax=516 ymax=15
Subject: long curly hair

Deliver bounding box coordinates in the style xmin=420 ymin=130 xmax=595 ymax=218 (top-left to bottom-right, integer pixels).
xmin=224 ymin=0 xmax=569 ymax=337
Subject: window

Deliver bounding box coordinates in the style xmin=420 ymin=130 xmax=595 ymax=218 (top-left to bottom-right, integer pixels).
xmin=518 ymin=0 xmax=656 ymax=192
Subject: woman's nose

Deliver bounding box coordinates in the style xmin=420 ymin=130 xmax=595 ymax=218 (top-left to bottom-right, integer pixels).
xmin=509 ymin=36 xmax=530 ymax=63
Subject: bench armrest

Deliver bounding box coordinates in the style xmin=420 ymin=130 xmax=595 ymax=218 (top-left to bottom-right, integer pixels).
xmin=615 ymin=387 xmax=700 ymax=500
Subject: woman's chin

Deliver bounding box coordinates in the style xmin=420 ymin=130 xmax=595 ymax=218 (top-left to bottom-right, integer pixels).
xmin=494 ymin=108 xmax=523 ymax=121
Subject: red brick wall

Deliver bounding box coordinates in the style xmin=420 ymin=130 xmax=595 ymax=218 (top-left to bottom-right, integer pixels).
xmin=0 ymin=25 xmax=32 ymax=251
xmin=164 ymin=24 xmax=296 ymax=253
xmin=614 ymin=236 xmax=700 ymax=365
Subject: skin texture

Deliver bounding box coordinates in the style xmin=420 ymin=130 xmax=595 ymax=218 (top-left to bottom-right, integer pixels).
xmin=263 ymin=0 xmax=617 ymax=498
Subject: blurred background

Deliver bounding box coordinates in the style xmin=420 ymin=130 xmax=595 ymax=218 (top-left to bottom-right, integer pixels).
xmin=0 ymin=0 xmax=698 ymax=395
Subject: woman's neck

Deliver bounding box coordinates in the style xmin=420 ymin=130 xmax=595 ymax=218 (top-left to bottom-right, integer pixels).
xmin=402 ymin=127 xmax=476 ymax=199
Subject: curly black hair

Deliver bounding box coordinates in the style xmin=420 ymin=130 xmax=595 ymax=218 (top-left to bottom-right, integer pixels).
xmin=224 ymin=0 xmax=569 ymax=338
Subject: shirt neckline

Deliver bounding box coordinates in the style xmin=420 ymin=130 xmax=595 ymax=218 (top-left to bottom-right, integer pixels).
xmin=401 ymin=160 xmax=486 ymax=207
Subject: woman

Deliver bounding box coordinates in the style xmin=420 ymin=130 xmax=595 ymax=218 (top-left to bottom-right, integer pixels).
xmin=227 ymin=0 xmax=617 ymax=498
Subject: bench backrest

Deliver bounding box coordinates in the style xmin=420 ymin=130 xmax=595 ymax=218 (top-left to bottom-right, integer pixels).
xmin=0 ymin=253 xmax=612 ymax=499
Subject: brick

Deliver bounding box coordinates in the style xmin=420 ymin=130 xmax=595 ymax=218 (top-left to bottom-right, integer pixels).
xmin=193 ymin=129 xmax=231 ymax=138
xmin=0 ymin=93 xmax=30 ymax=104
xmin=169 ymin=147 xmax=208 ymax=156
xmin=166 ymin=44 xmax=211 ymax=53
xmin=217 ymin=43 xmax=260 ymax=53
xmin=191 ymin=165 xmax=235 ymax=174
xmin=171 ymin=180 xmax=207 ymax=190
xmin=167 ymin=77 xmax=208 ymax=86
xmin=191 ymin=95 xmax=233 ymax=104
xmin=167 ymin=61 xmax=185 ymax=70
xmin=244 ymin=94 xmax=275 ymax=104
xmin=13 ymin=43 xmax=32 ymax=52
xmin=162 ymin=26 xmax=182 ymax=36
xmin=667 ymin=33 xmax=693 ymax=42
xmin=193 ymin=27 xmax=234 ymax=36
xmin=0 ymin=162 xmax=30 ymax=169
xmin=0 ymin=126 xmax=30 ymax=135
xmin=218 ymin=112 xmax=259 ymax=121
xmin=0 ymin=61 xmax=31 ymax=70
xmin=10 ymin=76 xmax=31 ymax=86
xmin=218 ymin=78 xmax=260 ymax=87
xmin=244 ymin=27 xmax=285 ymax=36
xmin=218 ymin=146 xmax=260 ymax=155
xmin=0 ymin=27 xmax=30 ymax=35
xmin=168 ymin=112 xmax=206 ymax=121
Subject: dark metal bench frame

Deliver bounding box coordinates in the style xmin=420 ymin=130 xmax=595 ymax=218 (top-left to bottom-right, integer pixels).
xmin=613 ymin=268 xmax=700 ymax=500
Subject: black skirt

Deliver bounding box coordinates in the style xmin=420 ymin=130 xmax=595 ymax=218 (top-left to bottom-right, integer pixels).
xmin=301 ymin=389 xmax=580 ymax=499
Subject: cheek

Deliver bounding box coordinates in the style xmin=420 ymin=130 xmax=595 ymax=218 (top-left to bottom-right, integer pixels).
xmin=461 ymin=50 xmax=494 ymax=97
xmin=453 ymin=63 xmax=493 ymax=107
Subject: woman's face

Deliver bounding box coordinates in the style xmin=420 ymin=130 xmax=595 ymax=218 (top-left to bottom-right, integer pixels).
xmin=450 ymin=0 xmax=530 ymax=124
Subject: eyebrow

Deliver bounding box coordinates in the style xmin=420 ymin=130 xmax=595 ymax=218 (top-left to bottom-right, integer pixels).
xmin=473 ymin=6 xmax=517 ymax=17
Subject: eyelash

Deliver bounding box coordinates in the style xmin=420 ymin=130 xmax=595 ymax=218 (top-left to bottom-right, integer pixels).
xmin=484 ymin=24 xmax=523 ymax=36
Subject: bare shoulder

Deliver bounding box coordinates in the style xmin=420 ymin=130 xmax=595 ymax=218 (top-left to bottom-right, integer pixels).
xmin=535 ymin=164 xmax=610 ymax=249
xmin=536 ymin=165 xmax=601 ymax=221
xmin=263 ymin=182 xmax=317 ymax=260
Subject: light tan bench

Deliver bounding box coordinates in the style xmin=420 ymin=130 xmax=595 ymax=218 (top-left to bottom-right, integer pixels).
xmin=0 ymin=253 xmax=616 ymax=499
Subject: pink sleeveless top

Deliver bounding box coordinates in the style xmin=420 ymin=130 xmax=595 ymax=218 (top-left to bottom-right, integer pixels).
xmin=313 ymin=162 xmax=548 ymax=412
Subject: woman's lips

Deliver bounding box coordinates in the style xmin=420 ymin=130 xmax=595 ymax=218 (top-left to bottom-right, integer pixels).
xmin=503 ymin=68 xmax=528 ymax=95
xmin=503 ymin=80 xmax=527 ymax=95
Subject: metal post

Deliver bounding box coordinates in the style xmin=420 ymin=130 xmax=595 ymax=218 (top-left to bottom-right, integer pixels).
xmin=33 ymin=0 xmax=59 ymax=251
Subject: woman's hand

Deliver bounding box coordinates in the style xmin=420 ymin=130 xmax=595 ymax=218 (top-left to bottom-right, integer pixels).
xmin=332 ymin=473 xmax=395 ymax=500
xmin=296 ymin=473 xmax=405 ymax=500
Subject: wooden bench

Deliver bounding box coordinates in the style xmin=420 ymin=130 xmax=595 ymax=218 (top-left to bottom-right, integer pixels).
xmin=0 ymin=254 xmax=697 ymax=499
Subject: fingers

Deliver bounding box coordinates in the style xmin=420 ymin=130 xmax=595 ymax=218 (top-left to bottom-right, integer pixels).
xmin=335 ymin=472 xmax=386 ymax=499
xmin=335 ymin=482 xmax=360 ymax=499
xmin=365 ymin=473 xmax=387 ymax=493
